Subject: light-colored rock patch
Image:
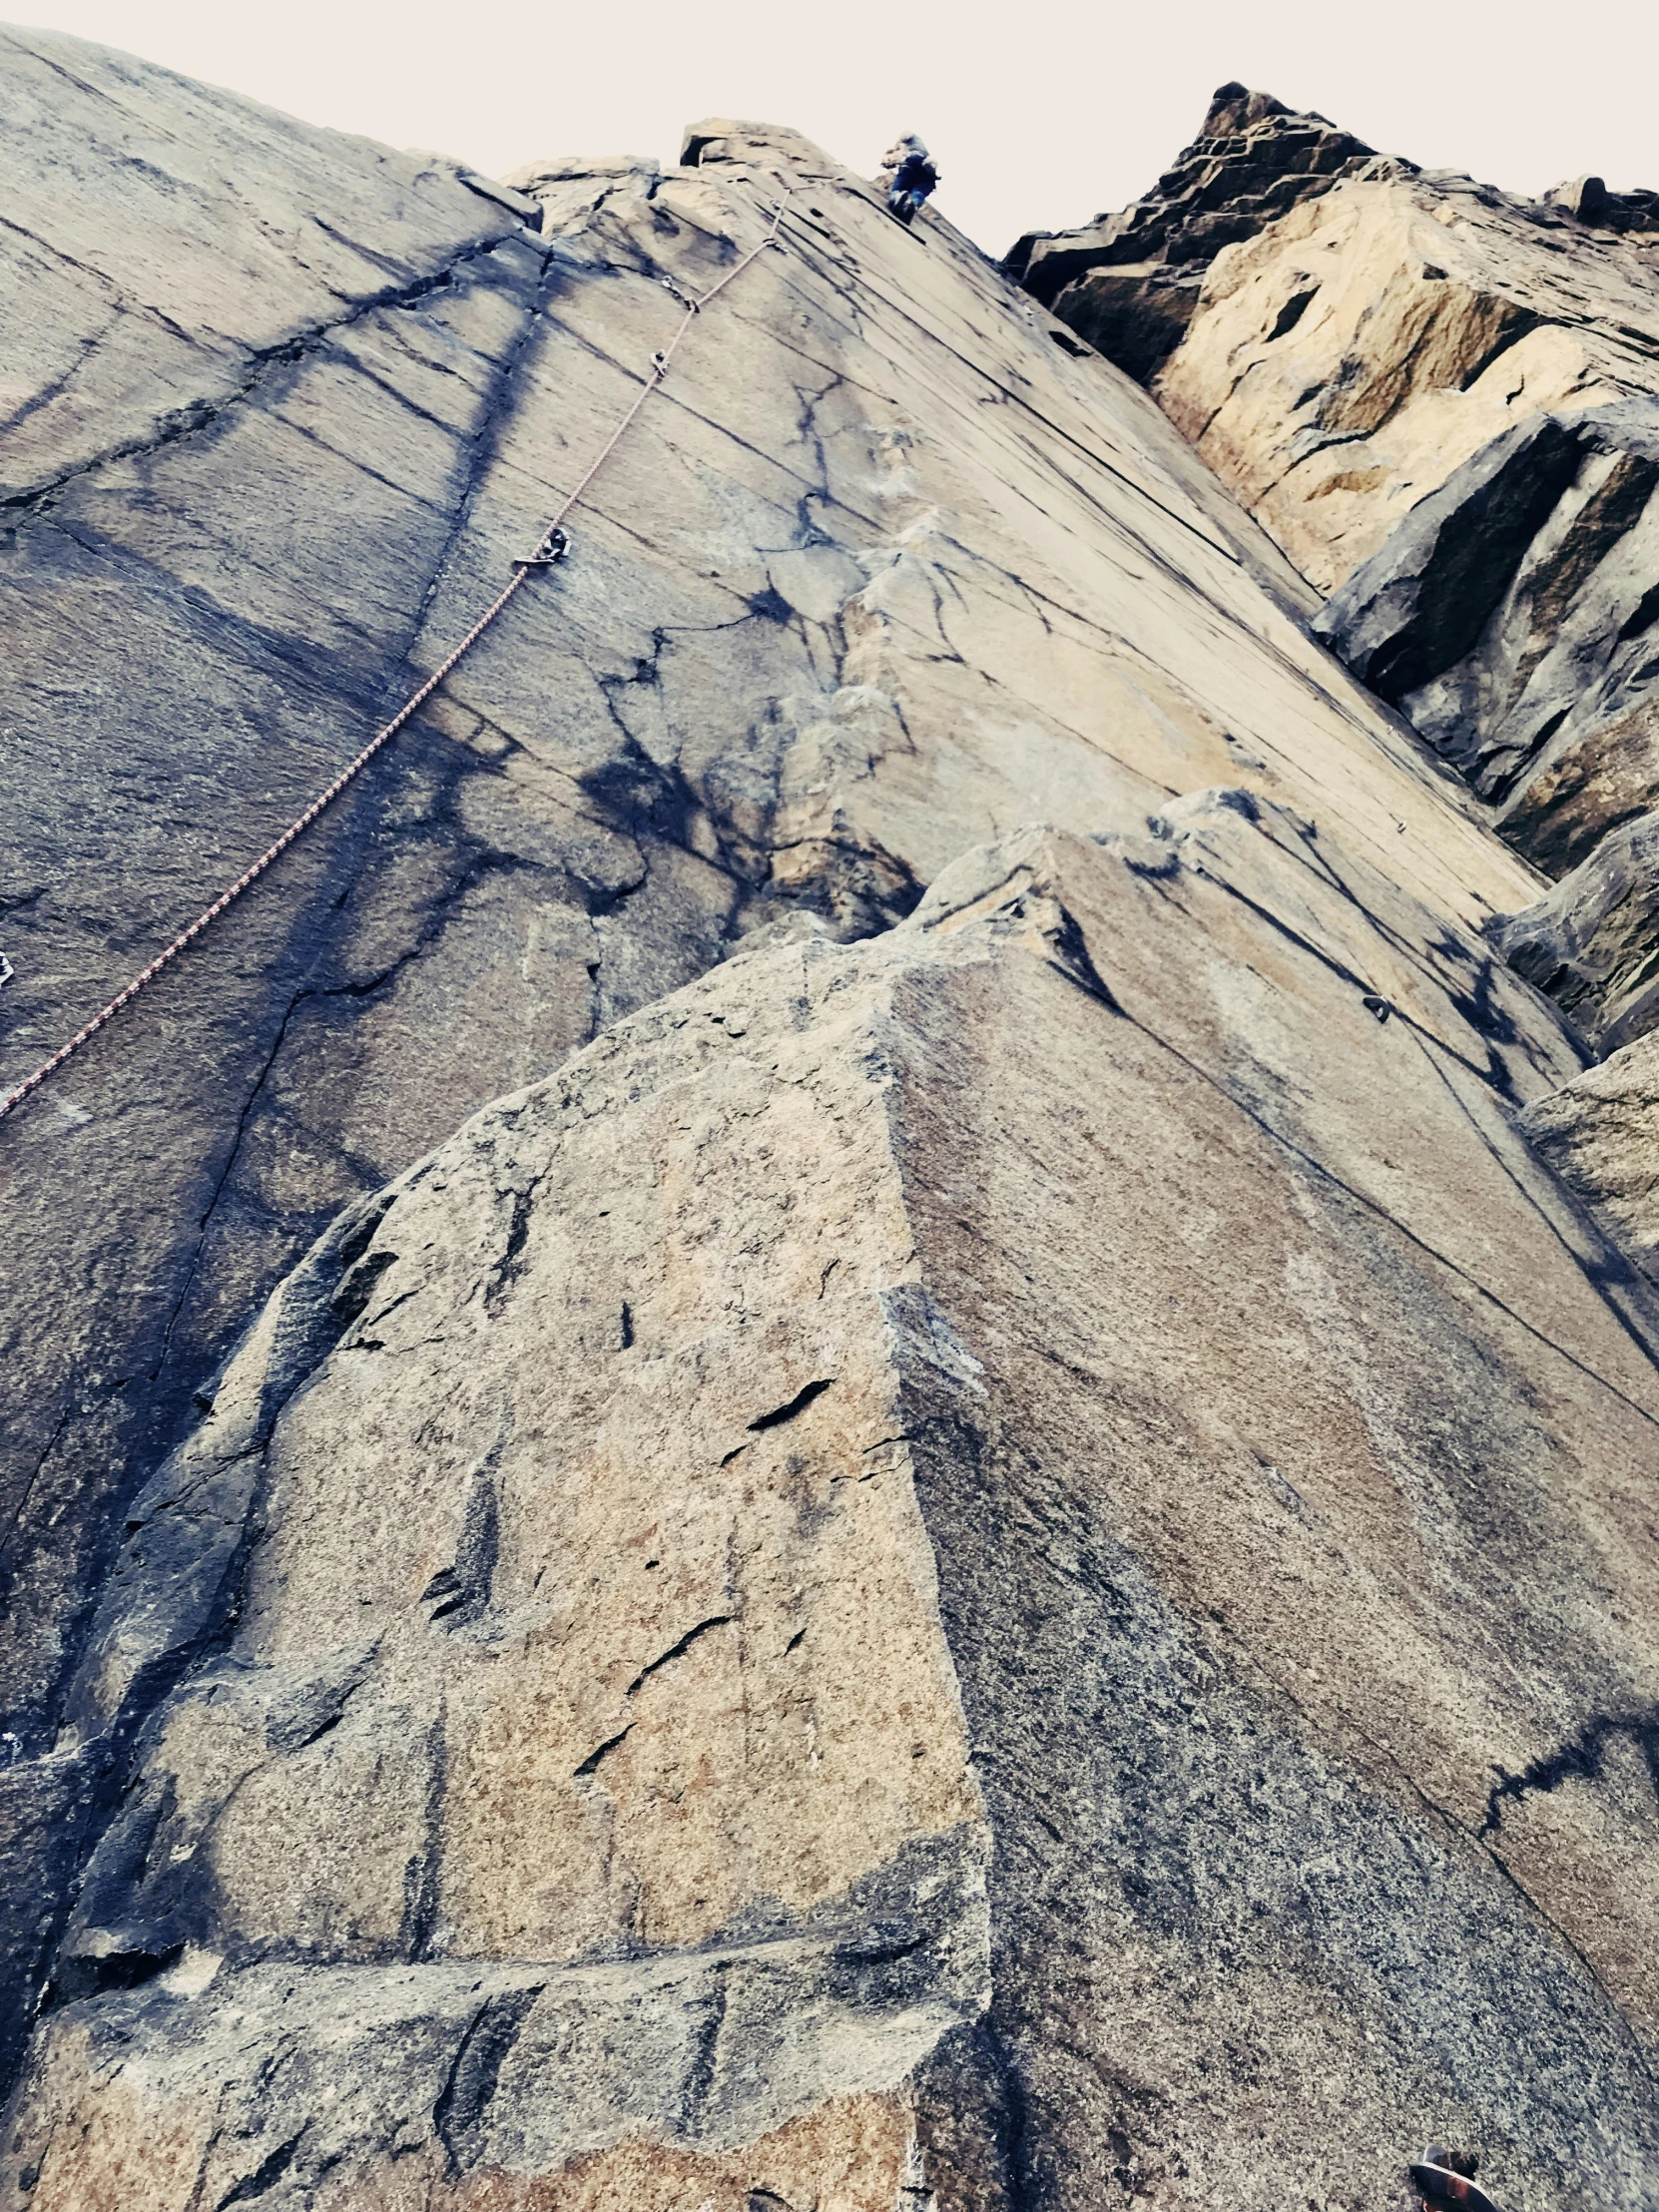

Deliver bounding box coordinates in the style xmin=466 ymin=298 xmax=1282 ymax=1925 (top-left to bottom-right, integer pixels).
xmin=1155 ymin=176 xmax=1659 ymax=591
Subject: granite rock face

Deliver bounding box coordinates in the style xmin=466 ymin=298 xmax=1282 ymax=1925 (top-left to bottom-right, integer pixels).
xmin=0 ymin=32 xmax=1532 ymax=1858
xmin=1077 ymin=92 xmax=1659 ymax=1262
xmin=9 ymin=805 xmax=1659 ymax=2212
xmin=1006 ymin=84 xmax=1389 ymax=388
xmin=1307 ymin=388 xmax=1659 ymax=1057
xmin=1490 ymin=808 xmax=1659 ymax=1054
xmin=1519 ymin=1029 xmax=1659 ymax=1286
xmin=7 ymin=31 xmax=1659 ymax=2210
xmin=1312 ymin=399 xmax=1659 ymax=865
xmin=1147 ymin=141 xmax=1659 ymax=595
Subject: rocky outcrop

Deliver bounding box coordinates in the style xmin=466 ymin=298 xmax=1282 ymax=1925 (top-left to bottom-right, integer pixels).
xmin=1542 ymin=174 xmax=1659 ymax=235
xmin=1312 ymin=399 xmax=1659 ymax=858
xmin=1490 ymin=809 xmax=1659 ymax=1054
xmin=9 ymin=802 xmax=1659 ymax=2212
xmin=1145 ymin=143 xmax=1659 ymax=595
xmin=1310 ymin=395 xmax=1659 ymax=1051
xmin=1005 ymin=84 xmax=1390 ymax=387
xmin=0 ymin=32 xmax=1547 ymax=2114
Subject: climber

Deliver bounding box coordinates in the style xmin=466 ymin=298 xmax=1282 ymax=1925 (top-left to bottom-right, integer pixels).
xmin=881 ymin=135 xmax=938 ymax=226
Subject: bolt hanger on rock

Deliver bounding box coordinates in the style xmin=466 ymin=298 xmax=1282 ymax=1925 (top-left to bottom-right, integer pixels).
xmin=1410 ymin=2147 xmax=1506 ymax=2212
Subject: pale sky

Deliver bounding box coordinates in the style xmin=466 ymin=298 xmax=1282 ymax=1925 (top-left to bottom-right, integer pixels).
xmin=13 ymin=0 xmax=1659 ymax=256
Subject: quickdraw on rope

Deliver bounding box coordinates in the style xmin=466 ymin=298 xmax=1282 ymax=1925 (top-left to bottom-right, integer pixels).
xmin=0 ymin=195 xmax=790 ymax=1126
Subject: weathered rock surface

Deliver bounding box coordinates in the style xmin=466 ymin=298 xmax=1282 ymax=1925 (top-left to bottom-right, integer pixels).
xmin=1308 ymin=397 xmax=1659 ymax=1052
xmin=1311 ymin=399 xmax=1659 ymax=869
xmin=9 ymin=33 xmax=1659 ymax=2208
xmin=0 ymin=31 xmax=1541 ymax=2059
xmin=1148 ymin=145 xmax=1659 ymax=595
xmin=9 ymin=800 xmax=1659 ymax=2212
xmin=1520 ymin=1029 xmax=1659 ymax=1284
xmin=1490 ymin=808 xmax=1659 ymax=1053
xmin=1005 ymin=84 xmax=1382 ymax=304
xmin=0 ymin=33 xmax=537 ymax=505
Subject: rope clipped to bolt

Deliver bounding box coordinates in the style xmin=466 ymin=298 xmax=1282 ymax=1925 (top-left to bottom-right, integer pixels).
xmin=0 ymin=194 xmax=791 ymax=1127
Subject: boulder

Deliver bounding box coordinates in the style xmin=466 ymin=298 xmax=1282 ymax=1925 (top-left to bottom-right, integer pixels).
xmin=1541 ymin=174 xmax=1659 ymax=235
xmin=9 ymin=802 xmax=1658 ymax=2211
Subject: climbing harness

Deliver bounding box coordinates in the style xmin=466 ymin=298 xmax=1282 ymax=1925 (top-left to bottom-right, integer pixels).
xmin=0 ymin=198 xmax=790 ymax=1126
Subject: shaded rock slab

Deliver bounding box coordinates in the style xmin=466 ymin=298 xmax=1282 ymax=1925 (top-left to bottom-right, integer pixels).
xmin=1313 ymin=400 xmax=1659 ymax=847
xmin=1035 ymin=261 xmax=1207 ymax=388
xmin=7 ymin=798 xmax=1658 ymax=2209
xmin=1491 ymin=808 xmax=1659 ymax=1052
xmin=1313 ymin=397 xmax=1659 ymax=1040
xmin=1520 ymin=1030 xmax=1659 ymax=1286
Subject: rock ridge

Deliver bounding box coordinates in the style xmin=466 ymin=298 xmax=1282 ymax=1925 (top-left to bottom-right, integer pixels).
xmin=1542 ymin=173 xmax=1659 ymax=236
xmin=1006 ymin=84 xmax=1403 ymax=385
xmin=1070 ymin=85 xmax=1659 ymax=1285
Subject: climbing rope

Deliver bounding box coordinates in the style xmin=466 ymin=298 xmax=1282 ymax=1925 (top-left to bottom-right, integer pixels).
xmin=0 ymin=196 xmax=790 ymax=1126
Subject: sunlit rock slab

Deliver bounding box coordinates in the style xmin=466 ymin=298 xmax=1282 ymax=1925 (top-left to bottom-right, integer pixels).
xmin=1154 ymin=171 xmax=1659 ymax=594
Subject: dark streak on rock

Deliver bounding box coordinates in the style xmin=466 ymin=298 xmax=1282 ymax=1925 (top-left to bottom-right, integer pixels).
xmin=433 ymin=1986 xmax=542 ymax=2174
xmin=1480 ymin=1708 xmax=1659 ymax=1837
xmin=214 ymin=2128 xmax=306 ymax=2208
xmin=680 ymin=1962 xmax=730 ymax=2133
xmin=626 ymin=1615 xmax=735 ymax=1697
xmin=573 ymin=1724 xmax=633 ymax=1778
